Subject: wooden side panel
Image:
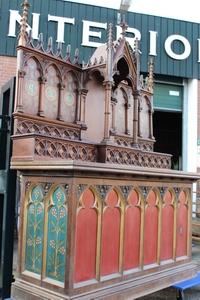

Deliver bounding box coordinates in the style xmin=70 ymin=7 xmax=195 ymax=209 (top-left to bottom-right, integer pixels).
xmin=143 ymin=191 xmax=158 ymax=265
xmin=115 ymin=87 xmax=126 ymax=135
xmin=101 ymin=190 xmax=120 ymax=276
xmin=62 ymin=72 xmax=77 ymax=123
xmin=176 ymin=191 xmax=188 ymax=257
xmin=123 ymin=190 xmax=141 ymax=270
xmin=160 ymin=191 xmax=174 ymax=261
xmin=139 ymin=96 xmax=150 ymax=139
xmin=74 ymin=189 xmax=98 ymax=282
xmin=23 ymin=58 xmax=40 ymax=115
xmin=44 ymin=66 xmax=59 ymax=119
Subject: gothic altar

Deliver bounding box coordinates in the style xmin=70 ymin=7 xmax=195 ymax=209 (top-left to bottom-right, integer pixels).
xmin=11 ymin=1 xmax=199 ymax=299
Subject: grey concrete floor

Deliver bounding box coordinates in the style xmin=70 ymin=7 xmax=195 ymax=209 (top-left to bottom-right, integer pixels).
xmin=137 ymin=242 xmax=200 ymax=300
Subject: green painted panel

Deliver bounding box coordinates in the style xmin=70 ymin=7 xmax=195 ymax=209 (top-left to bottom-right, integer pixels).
xmin=154 ymin=83 xmax=183 ymax=111
xmin=25 ymin=185 xmax=44 ymax=274
xmin=46 ymin=186 xmax=67 ymax=282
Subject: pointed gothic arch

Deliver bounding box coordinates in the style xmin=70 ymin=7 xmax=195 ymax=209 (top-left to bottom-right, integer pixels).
xmin=23 ymin=57 xmax=41 ymax=115
xmin=74 ymin=187 xmax=101 ymax=283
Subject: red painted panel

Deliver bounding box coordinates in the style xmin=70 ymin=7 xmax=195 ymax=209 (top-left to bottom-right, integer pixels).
xmin=124 ymin=190 xmax=141 ymax=270
xmin=160 ymin=191 xmax=174 ymax=261
xmin=74 ymin=189 xmax=97 ymax=283
xmin=176 ymin=191 xmax=188 ymax=257
xmin=143 ymin=191 xmax=158 ymax=265
xmin=101 ymin=190 xmax=120 ymax=276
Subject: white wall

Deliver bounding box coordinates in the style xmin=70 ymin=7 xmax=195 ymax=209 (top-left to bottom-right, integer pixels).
xmin=182 ymin=79 xmax=198 ymax=172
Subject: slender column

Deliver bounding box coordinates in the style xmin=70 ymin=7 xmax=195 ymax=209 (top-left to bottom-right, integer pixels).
xmin=16 ymin=70 xmax=25 ymax=112
xmin=111 ymin=97 xmax=117 ymax=134
xmin=149 ymin=105 xmax=154 ymax=139
xmin=76 ymin=89 xmax=81 ymax=123
xmin=125 ymin=102 xmax=131 ymax=135
xmin=38 ymin=76 xmax=46 ymax=117
xmin=138 ymin=99 xmax=142 ymax=138
xmin=79 ymin=89 xmax=88 ymax=127
xmin=133 ymin=92 xmax=139 ymax=145
xmin=103 ymin=81 xmax=112 ymax=141
xmin=57 ymin=83 xmax=65 ymax=120
xmin=15 ymin=0 xmax=30 ymax=112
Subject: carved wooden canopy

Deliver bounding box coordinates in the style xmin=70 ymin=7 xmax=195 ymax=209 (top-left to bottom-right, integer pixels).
xmin=11 ymin=2 xmax=171 ymax=169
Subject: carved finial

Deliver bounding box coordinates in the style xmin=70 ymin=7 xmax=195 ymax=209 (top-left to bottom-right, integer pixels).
xmin=87 ymin=58 xmax=92 ymax=67
xmin=140 ymin=74 xmax=144 ymax=89
xmin=74 ymin=48 xmax=79 ymax=64
xmin=99 ymin=55 xmax=104 ymax=64
xmin=46 ymin=37 xmax=53 ymax=54
xmin=106 ymin=23 xmax=114 ymax=82
xmin=134 ymin=38 xmax=141 ymax=55
xmin=119 ymin=13 xmax=128 ymax=38
xmin=134 ymin=38 xmax=142 ymax=90
xmin=18 ymin=0 xmax=30 ymax=46
xmin=36 ymin=33 xmax=44 ymax=51
xmin=56 ymin=42 xmax=63 ymax=58
xmin=148 ymin=56 xmax=154 ymax=93
xmin=93 ymin=57 xmax=98 ymax=65
xmin=65 ymin=44 xmax=71 ymax=62
xmin=107 ymin=23 xmax=113 ymax=49
xmin=26 ymin=29 xmax=34 ymax=47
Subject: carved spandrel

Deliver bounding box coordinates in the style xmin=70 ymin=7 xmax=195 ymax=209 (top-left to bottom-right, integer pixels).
xmin=43 ymin=182 xmax=53 ymax=196
xmin=76 ymin=184 xmax=88 ymax=198
xmin=159 ymin=187 xmax=168 ymax=198
xmin=120 ymin=185 xmax=132 ymax=199
xmin=95 ymin=185 xmax=111 ymax=199
xmin=174 ymin=187 xmax=181 ymax=199
xmin=140 ymin=186 xmax=151 ymax=199
xmin=25 ymin=181 xmax=31 ymax=191
xmin=63 ymin=184 xmax=69 ymax=196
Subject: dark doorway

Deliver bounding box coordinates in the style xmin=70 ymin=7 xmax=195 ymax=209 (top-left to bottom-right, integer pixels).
xmin=153 ymin=111 xmax=182 ymax=170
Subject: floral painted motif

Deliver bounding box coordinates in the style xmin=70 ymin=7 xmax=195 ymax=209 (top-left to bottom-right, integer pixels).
xmin=46 ymin=186 xmax=67 ymax=282
xmin=25 ymin=185 xmax=44 ymax=274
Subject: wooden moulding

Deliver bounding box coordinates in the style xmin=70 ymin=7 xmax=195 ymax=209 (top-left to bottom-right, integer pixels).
xmin=12 ymin=263 xmax=198 ymax=300
xmin=11 ymin=132 xmax=171 ymax=169
xmin=11 ymin=162 xmax=199 ymax=300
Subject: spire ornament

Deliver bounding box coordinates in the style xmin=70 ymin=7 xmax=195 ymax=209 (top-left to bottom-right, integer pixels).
xmin=46 ymin=37 xmax=54 ymax=55
xmin=18 ymin=0 xmax=30 ymax=46
xmin=134 ymin=38 xmax=141 ymax=90
xmin=106 ymin=23 xmax=114 ymax=82
xmin=147 ymin=56 xmax=154 ymax=93
xmin=119 ymin=13 xmax=128 ymax=38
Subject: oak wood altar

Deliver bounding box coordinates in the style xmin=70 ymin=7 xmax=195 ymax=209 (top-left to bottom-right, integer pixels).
xmin=11 ymin=2 xmax=199 ymax=299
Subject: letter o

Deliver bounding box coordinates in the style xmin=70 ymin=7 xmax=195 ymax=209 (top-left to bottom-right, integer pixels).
xmin=164 ymin=35 xmax=191 ymax=60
